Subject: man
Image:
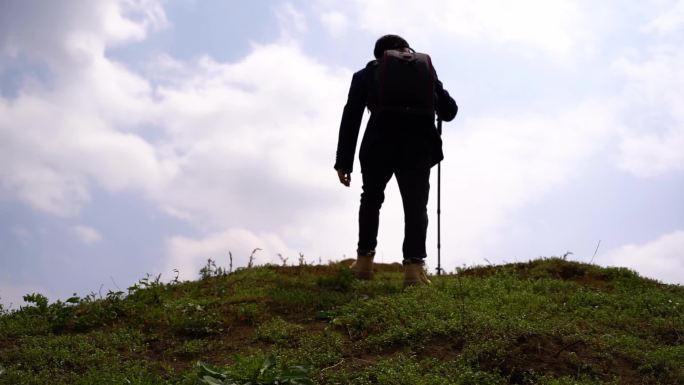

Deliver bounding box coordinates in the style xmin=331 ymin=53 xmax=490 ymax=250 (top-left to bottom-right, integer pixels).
xmin=334 ymin=34 xmax=458 ymax=286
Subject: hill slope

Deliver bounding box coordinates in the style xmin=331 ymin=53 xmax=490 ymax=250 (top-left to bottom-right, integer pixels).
xmin=0 ymin=258 xmax=682 ymax=384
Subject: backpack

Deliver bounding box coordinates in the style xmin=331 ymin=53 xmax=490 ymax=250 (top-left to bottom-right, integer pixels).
xmin=369 ymin=49 xmax=436 ymax=116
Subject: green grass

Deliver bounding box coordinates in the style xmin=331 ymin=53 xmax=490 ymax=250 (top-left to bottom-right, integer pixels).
xmin=0 ymin=257 xmax=682 ymax=384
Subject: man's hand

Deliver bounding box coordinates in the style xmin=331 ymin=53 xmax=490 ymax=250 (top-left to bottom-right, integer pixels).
xmin=336 ymin=169 xmax=351 ymax=187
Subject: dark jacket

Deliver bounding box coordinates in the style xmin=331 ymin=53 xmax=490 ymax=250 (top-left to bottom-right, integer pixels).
xmin=334 ymin=59 xmax=457 ymax=173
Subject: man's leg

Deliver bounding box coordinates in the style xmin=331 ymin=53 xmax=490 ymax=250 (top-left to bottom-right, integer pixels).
xmin=395 ymin=162 xmax=431 ymax=263
xmin=395 ymin=161 xmax=431 ymax=286
xmin=357 ymin=165 xmax=394 ymax=255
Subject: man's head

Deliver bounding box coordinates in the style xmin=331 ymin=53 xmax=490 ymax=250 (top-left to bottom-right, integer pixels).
xmin=373 ymin=34 xmax=410 ymax=59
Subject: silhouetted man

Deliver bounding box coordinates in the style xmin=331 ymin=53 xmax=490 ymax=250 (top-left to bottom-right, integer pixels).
xmin=334 ymin=34 xmax=457 ymax=286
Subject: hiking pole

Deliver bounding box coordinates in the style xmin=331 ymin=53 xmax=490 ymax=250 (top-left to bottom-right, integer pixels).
xmin=436 ymin=118 xmax=442 ymax=276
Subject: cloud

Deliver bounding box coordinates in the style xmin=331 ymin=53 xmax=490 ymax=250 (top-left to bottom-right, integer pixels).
xmin=0 ymin=0 xmax=172 ymax=216
xmin=617 ymin=129 xmax=684 ymax=177
xmin=148 ymin=42 xmax=351 ymax=230
xmin=642 ymin=0 xmax=684 ymax=36
xmin=0 ymin=89 xmax=171 ymax=216
xmin=602 ymin=230 xmax=684 ymax=285
xmin=0 ymin=0 xmax=354 ymax=269
xmin=612 ymin=46 xmax=684 ymax=177
xmin=415 ymin=101 xmax=620 ymax=267
xmin=321 ymin=0 xmax=591 ymax=61
xmin=276 ymin=2 xmax=308 ymax=36
xmin=320 ymin=11 xmax=348 ymax=37
xmin=0 ymin=0 xmax=166 ymax=66
xmin=72 ymin=225 xmax=103 ymax=245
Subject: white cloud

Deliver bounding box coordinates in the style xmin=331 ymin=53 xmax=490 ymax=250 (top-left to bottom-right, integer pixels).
xmin=277 ymin=2 xmax=308 ymax=36
xmin=72 ymin=225 xmax=103 ymax=245
xmin=148 ymin=42 xmax=350 ymax=229
xmin=0 ymin=0 xmax=166 ymax=66
xmin=617 ymin=129 xmax=684 ymax=177
xmin=414 ymin=101 xmax=620 ymax=267
xmin=0 ymin=90 xmax=171 ymax=216
xmin=165 ymin=228 xmax=296 ymax=280
xmin=0 ymin=0 xmax=355 ymax=268
xmin=612 ymin=45 xmax=684 ymax=177
xmin=0 ymin=0 xmax=172 ymax=216
xmin=602 ymin=230 xmax=684 ymax=285
xmin=642 ymin=0 xmax=684 ymax=36
xmin=336 ymin=0 xmax=591 ymax=60
xmin=320 ymin=11 xmax=348 ymax=37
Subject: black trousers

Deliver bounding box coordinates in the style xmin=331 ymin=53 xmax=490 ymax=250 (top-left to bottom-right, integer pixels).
xmin=357 ymin=132 xmax=432 ymax=262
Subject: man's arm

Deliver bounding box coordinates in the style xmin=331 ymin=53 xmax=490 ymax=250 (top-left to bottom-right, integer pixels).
xmin=334 ymin=69 xmax=368 ymax=184
xmin=435 ymin=78 xmax=457 ymax=122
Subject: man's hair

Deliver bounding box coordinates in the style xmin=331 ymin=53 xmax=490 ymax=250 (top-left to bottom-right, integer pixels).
xmin=373 ymin=34 xmax=410 ymax=59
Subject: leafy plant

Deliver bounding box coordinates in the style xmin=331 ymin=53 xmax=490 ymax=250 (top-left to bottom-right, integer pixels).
xmin=198 ymin=355 xmax=312 ymax=385
xmin=169 ymin=301 xmax=223 ymax=337
xmin=255 ymin=317 xmax=303 ymax=344
xmin=200 ymin=258 xmax=230 ymax=279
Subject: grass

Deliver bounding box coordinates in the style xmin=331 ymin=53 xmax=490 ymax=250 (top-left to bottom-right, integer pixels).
xmin=0 ymin=257 xmax=682 ymax=384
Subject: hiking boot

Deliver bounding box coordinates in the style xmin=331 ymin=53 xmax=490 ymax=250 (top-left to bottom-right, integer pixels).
xmin=403 ymin=260 xmax=432 ymax=287
xmin=350 ymin=250 xmax=375 ymax=280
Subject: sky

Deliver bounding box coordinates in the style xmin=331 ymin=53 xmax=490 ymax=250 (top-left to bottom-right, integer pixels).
xmin=1 ymin=0 xmax=683 ymax=308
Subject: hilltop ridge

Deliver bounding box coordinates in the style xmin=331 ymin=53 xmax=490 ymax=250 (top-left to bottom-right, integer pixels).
xmin=0 ymin=257 xmax=682 ymax=384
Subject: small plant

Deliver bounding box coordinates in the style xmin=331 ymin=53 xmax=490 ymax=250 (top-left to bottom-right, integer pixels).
xmin=198 ymin=355 xmax=312 ymax=385
xmin=255 ymin=317 xmax=304 ymax=344
xmin=248 ymin=248 xmax=261 ymax=268
xmin=22 ymin=293 xmax=49 ymax=312
xmin=235 ymin=303 xmax=263 ymax=325
xmin=200 ymin=258 xmax=229 ymax=279
xmin=170 ymin=301 xmax=223 ymax=337
xmin=126 ymin=273 xmax=165 ymax=305
xmin=174 ymin=339 xmax=207 ymax=358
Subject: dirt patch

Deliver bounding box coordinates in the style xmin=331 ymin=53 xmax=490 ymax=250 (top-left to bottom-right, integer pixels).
xmin=472 ymin=332 xmax=651 ymax=384
xmin=414 ymin=335 xmax=465 ymax=361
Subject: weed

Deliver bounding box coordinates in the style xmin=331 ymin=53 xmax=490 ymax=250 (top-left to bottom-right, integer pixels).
xmin=200 ymin=258 xmax=230 ymax=279
xmin=198 ymin=354 xmax=312 ymax=385
xmin=169 ymin=301 xmax=223 ymax=337
xmin=295 ymin=329 xmax=343 ymax=368
xmin=248 ymin=248 xmax=261 ymax=268
xmin=255 ymin=317 xmax=304 ymax=345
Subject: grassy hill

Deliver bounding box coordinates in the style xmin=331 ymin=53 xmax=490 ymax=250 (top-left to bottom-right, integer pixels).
xmin=0 ymin=257 xmax=682 ymax=384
